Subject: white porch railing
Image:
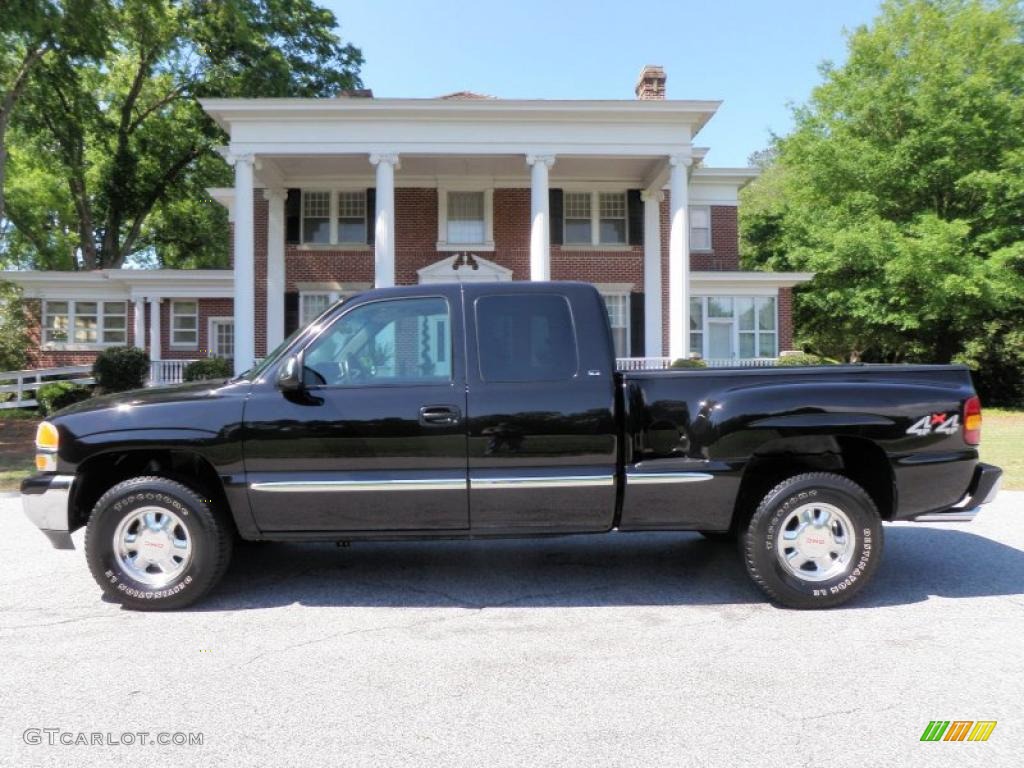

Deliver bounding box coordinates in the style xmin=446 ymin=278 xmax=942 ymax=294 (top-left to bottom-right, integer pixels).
xmin=0 ymin=365 xmax=95 ymax=410
xmin=616 ymin=357 xmax=779 ymax=371
xmin=149 ymin=359 xmax=200 ymax=386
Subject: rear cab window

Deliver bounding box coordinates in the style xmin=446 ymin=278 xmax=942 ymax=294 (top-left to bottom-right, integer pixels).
xmin=474 ymin=294 xmax=578 ymax=382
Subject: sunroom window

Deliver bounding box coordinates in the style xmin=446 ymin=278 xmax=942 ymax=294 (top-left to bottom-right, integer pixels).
xmin=41 ymin=300 xmax=128 ymax=347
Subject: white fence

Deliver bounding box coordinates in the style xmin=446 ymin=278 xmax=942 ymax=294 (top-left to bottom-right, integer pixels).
xmin=616 ymin=357 xmax=780 ymax=371
xmin=0 ymin=365 xmax=94 ymax=410
xmin=149 ymin=359 xmax=200 ymax=386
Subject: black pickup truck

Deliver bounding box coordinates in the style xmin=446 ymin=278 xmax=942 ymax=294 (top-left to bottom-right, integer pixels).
xmin=22 ymin=281 xmax=1001 ymax=610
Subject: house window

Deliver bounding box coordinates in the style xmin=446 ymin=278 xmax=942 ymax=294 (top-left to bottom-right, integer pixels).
xmin=302 ymin=191 xmax=331 ymax=244
xmin=690 ymin=206 xmax=711 ymax=251
xmin=41 ymin=300 xmax=127 ymax=347
xmin=337 ymin=191 xmax=367 ymax=243
xmin=562 ymin=191 xmax=628 ymax=245
xmin=300 ymin=292 xmax=333 ymax=326
xmin=690 ymin=295 xmax=777 ymax=360
xmin=170 ymin=300 xmax=198 ymax=348
xmin=563 ymin=192 xmax=592 ymax=244
xmin=42 ymin=302 xmax=69 ymax=344
xmin=446 ymin=191 xmax=485 ymax=244
xmin=101 ymin=302 xmax=127 ymax=344
xmin=600 ymin=292 xmax=630 ymax=358
xmin=209 ymin=318 xmax=234 ymax=359
xmin=598 ymin=192 xmax=627 ymax=244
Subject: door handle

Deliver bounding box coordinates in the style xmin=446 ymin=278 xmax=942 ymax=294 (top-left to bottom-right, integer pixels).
xmin=419 ymin=405 xmax=461 ymax=427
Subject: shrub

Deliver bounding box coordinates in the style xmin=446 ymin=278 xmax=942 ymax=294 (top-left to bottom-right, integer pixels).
xmin=37 ymin=381 xmax=91 ymax=415
xmin=183 ymin=357 xmax=232 ymax=382
xmin=669 ymin=357 xmax=708 ymax=369
xmin=775 ymin=353 xmax=837 ymax=367
xmin=92 ymin=346 xmax=150 ymax=393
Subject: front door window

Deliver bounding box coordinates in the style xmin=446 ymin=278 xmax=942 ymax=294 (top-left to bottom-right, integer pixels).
xmin=303 ymin=297 xmax=452 ymax=387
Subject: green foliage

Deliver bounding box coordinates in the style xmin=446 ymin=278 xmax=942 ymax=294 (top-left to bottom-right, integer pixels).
xmin=1 ymin=0 xmax=363 ymax=270
xmin=0 ymin=280 xmax=30 ymax=370
xmin=669 ymin=358 xmax=708 ymax=369
xmin=775 ymin=353 xmax=837 ymax=367
xmin=36 ymin=380 xmax=90 ymax=414
xmin=183 ymin=356 xmax=231 ymax=381
xmin=740 ymin=0 xmax=1024 ymax=401
xmin=92 ymin=346 xmax=149 ymax=392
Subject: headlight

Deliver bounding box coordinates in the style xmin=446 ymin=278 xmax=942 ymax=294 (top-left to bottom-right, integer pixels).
xmin=35 ymin=421 xmax=59 ymax=472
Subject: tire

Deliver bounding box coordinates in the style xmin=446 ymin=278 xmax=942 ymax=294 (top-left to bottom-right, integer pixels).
xmin=741 ymin=473 xmax=883 ymax=609
xmin=85 ymin=476 xmax=233 ymax=611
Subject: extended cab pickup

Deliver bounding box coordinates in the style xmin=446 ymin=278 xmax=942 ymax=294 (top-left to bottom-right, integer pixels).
xmin=22 ymin=282 xmax=1001 ymax=610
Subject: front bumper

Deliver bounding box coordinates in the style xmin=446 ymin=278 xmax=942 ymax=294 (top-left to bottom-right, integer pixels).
xmin=21 ymin=473 xmax=77 ymax=550
xmin=911 ymin=462 xmax=1002 ymax=523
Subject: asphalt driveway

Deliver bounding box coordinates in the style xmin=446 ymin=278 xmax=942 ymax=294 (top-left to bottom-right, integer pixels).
xmin=1 ymin=492 xmax=1022 ymax=767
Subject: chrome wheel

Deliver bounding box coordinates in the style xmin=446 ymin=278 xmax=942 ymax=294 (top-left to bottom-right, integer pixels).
xmin=113 ymin=507 xmax=193 ymax=588
xmin=775 ymin=501 xmax=856 ymax=582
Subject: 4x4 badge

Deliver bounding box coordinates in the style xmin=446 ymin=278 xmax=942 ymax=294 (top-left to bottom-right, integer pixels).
xmin=906 ymin=413 xmax=959 ymax=437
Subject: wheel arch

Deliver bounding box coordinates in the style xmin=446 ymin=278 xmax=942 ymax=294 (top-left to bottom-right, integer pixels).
xmin=731 ymin=434 xmax=895 ymax=532
xmin=71 ymin=449 xmax=235 ymax=533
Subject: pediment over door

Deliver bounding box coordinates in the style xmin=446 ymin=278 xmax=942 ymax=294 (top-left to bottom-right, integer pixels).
xmin=417 ymin=254 xmax=514 ymax=284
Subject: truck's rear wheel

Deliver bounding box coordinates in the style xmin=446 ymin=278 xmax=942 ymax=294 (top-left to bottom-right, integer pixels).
xmin=741 ymin=473 xmax=883 ymax=609
xmin=85 ymin=476 xmax=233 ymax=610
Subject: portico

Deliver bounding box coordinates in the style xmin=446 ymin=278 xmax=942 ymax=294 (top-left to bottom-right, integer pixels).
xmin=204 ymin=96 xmax=725 ymax=374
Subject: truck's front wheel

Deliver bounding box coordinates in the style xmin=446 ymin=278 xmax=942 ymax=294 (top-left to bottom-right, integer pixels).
xmin=84 ymin=476 xmax=233 ymax=610
xmin=741 ymin=473 xmax=883 ymax=609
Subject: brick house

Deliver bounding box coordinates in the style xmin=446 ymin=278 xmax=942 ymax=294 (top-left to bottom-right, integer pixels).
xmin=1 ymin=66 xmax=811 ymax=381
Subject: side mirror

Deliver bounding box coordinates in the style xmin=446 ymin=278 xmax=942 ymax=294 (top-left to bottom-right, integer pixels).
xmin=276 ymin=354 xmax=303 ymax=392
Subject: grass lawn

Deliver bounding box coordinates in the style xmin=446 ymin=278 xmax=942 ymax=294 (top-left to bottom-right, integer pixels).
xmin=980 ymin=408 xmax=1024 ymax=491
xmin=0 ymin=408 xmax=1021 ymax=493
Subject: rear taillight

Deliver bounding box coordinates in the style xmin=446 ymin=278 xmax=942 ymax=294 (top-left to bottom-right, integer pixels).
xmin=963 ymin=396 xmax=982 ymax=445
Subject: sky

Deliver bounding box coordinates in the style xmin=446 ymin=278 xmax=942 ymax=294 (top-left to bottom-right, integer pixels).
xmin=322 ymin=0 xmax=884 ymax=167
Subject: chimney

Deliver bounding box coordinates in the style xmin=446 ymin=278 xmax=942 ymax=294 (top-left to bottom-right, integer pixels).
xmin=635 ymin=65 xmax=666 ymax=100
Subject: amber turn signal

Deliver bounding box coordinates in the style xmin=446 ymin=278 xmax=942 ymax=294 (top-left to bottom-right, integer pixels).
xmin=36 ymin=421 xmax=59 ymax=452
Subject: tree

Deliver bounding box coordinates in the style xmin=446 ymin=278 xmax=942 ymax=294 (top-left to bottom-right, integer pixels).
xmin=0 ymin=1 xmax=108 ymax=230
xmin=1 ymin=0 xmax=363 ymax=270
xmin=740 ymin=0 xmax=1024 ymax=401
xmin=0 ymin=281 xmax=30 ymax=371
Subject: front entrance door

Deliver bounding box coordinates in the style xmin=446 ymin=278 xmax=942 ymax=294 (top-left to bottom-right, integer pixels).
xmin=209 ymin=318 xmax=234 ymax=359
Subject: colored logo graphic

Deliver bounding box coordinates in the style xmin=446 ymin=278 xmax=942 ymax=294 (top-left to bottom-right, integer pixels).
xmin=920 ymin=721 xmax=997 ymax=742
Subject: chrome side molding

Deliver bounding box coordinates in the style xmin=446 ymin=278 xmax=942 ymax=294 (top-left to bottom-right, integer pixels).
xmin=626 ymin=472 xmax=714 ymax=485
xmin=471 ymin=475 xmax=615 ymax=490
xmin=250 ymin=478 xmax=466 ymax=493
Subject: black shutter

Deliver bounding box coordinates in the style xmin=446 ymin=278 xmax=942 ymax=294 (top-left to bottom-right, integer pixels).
xmin=627 ymin=189 xmax=644 ymax=246
xmin=284 ymin=292 xmax=300 ymax=335
xmin=549 ymin=188 xmax=563 ymax=245
xmin=285 ymin=189 xmax=301 ymax=244
xmin=366 ymin=187 xmax=376 ymax=245
xmin=630 ymin=292 xmax=646 ymax=357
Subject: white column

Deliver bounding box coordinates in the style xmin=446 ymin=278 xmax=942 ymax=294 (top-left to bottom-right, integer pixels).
xmin=264 ymin=188 xmax=287 ymax=350
xmin=231 ymin=152 xmax=255 ymax=375
xmin=133 ymin=297 xmax=145 ymax=351
xmin=148 ymin=297 xmax=161 ymax=360
xmin=370 ymin=153 xmax=399 ymax=288
xmin=668 ymin=153 xmax=692 ymax=360
xmin=527 ymin=154 xmax=555 ymax=281
xmin=642 ymin=190 xmax=663 ymax=357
